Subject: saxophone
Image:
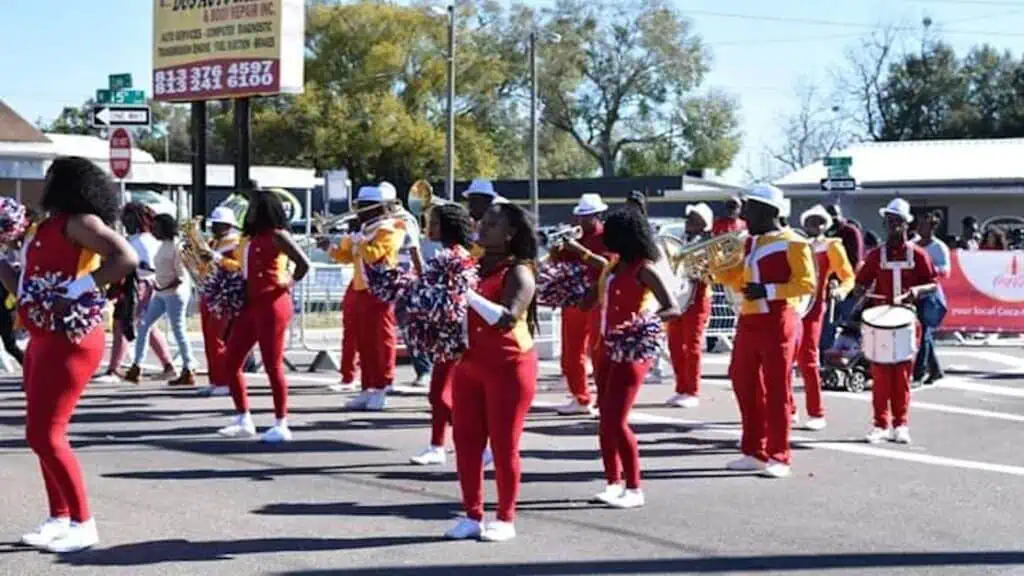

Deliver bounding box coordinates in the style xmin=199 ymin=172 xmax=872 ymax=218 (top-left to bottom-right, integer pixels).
xmin=181 ymin=216 xmax=215 ymax=284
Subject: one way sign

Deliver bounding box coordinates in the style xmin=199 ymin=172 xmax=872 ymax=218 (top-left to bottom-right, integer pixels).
xmin=90 ymin=105 xmax=151 ymax=128
xmin=820 ymin=178 xmax=857 ymax=192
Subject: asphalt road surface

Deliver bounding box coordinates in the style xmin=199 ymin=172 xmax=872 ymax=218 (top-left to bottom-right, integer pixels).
xmin=2 ymin=343 xmax=1024 ymax=576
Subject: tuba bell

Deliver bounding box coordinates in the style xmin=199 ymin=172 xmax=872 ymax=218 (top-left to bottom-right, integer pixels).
xmin=181 ymin=216 xmax=216 ymax=284
xmin=407 ymin=180 xmax=450 ymax=229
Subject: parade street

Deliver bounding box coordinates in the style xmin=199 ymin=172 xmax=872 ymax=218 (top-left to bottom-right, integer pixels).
xmin=2 ymin=344 xmax=1024 ymax=576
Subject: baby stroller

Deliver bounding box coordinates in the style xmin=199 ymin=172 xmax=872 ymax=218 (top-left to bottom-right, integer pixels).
xmin=821 ymin=320 xmax=872 ymax=393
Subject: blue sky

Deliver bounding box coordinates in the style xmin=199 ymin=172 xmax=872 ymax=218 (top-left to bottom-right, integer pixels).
xmin=3 ymin=0 xmax=1024 ymax=180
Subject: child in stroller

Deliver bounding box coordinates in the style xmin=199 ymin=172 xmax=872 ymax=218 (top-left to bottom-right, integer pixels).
xmin=821 ymin=319 xmax=872 ymax=393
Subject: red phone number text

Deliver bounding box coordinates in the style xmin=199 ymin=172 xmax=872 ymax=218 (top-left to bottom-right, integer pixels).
xmin=153 ymin=59 xmax=281 ymax=101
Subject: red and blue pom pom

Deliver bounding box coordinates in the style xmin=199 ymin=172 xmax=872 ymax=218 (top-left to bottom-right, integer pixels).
xmin=537 ymin=261 xmax=591 ymax=308
xmin=398 ymin=247 xmax=478 ymax=362
xmin=604 ymin=312 xmax=664 ymax=363
xmin=366 ymin=261 xmax=416 ymax=304
xmin=0 ymin=197 xmax=29 ymax=244
xmin=201 ymin=268 xmax=246 ymax=319
xmin=19 ymin=272 xmax=107 ymax=344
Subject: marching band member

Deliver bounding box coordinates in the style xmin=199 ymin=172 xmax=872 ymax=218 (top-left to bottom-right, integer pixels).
xmin=326 ymin=185 xmax=408 ymax=411
xmin=567 ymin=209 xmax=679 ymax=508
xmin=410 ymin=203 xmax=474 ymax=466
xmin=8 ymin=157 xmax=138 ymax=552
xmin=198 ymin=207 xmax=241 ymax=397
xmin=794 ymin=205 xmax=855 ymax=430
xmin=216 ymin=191 xmax=311 ymax=443
xmin=712 ymin=196 xmax=746 ymax=235
xmin=712 ymin=184 xmax=815 ymax=479
xmin=665 ymin=203 xmax=714 ymax=408
xmin=852 ymin=198 xmax=937 ymax=445
xmin=465 ymin=179 xmax=502 ymax=259
xmin=446 ymin=202 xmax=538 ymax=542
xmin=552 ymin=193 xmax=609 ymax=416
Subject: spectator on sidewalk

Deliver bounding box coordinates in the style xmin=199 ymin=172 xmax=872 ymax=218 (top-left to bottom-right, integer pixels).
xmin=913 ymin=211 xmax=949 ymax=385
xmin=956 ymin=216 xmax=981 ymax=250
xmin=981 ymin=227 xmax=1008 ymax=251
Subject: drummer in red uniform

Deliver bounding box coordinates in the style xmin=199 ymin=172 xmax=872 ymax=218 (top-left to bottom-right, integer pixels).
xmin=851 ymin=198 xmax=937 ymax=445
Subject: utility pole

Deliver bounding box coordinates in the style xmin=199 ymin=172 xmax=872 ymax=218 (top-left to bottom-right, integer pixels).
xmin=529 ymin=31 xmax=539 ymax=224
xmin=445 ymin=5 xmax=456 ymax=201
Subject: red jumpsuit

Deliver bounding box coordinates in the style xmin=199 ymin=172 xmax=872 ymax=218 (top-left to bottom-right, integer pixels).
xmin=20 ymin=215 xmax=104 ymax=522
xmin=715 ymin=230 xmax=816 ymax=465
xmin=222 ymin=232 xmax=293 ymax=419
xmin=329 ymin=219 xmax=406 ymax=390
xmin=340 ymin=284 xmax=359 ymax=384
xmin=452 ymin=261 xmax=537 ymax=522
xmin=794 ymin=237 xmax=854 ymax=418
xmin=427 ymin=245 xmax=472 ymax=447
xmin=596 ymin=260 xmax=657 ymax=489
xmin=200 ymin=234 xmax=240 ymax=389
xmin=855 ymin=243 xmax=936 ymax=429
xmin=553 ymin=225 xmax=609 ymax=405
xmin=666 ymin=279 xmax=711 ymax=397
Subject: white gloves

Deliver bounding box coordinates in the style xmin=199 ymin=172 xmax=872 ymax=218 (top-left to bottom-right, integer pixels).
xmin=466 ymin=289 xmax=506 ymax=326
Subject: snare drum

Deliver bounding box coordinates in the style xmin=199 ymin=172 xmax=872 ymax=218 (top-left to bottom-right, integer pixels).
xmin=861 ymin=305 xmax=918 ymax=364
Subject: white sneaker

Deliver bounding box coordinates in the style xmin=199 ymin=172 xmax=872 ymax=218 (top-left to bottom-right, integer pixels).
xmin=328 ymin=382 xmax=357 ymax=393
xmin=20 ymin=517 xmax=70 ymax=548
xmin=410 ymin=374 xmax=428 ymax=387
xmin=480 ymin=520 xmax=517 ymax=542
xmin=44 ymin=518 xmax=98 ymax=554
xmin=726 ymin=455 xmax=767 ymax=472
xmin=410 ymin=446 xmax=446 ymax=466
xmin=665 ymin=394 xmax=700 ymax=408
xmin=865 ymin=427 xmax=890 ymax=444
xmin=761 ymin=460 xmax=792 ymax=479
xmin=261 ymin=423 xmax=293 ymax=444
xmin=199 ymin=385 xmax=230 ymax=397
xmin=804 ymin=417 xmax=827 ymax=431
xmin=444 ymin=517 xmax=482 ymax=540
xmin=608 ymin=489 xmax=645 ymax=509
xmin=593 ymin=483 xmax=625 ymax=504
xmin=217 ymin=414 xmax=257 ymax=438
xmin=91 ymin=373 xmax=119 ymax=384
xmin=345 ymin=391 xmax=372 ymax=410
xmin=556 ymin=399 xmax=594 ymax=416
xmin=892 ymin=426 xmax=912 ymax=444
xmin=482 ymin=446 xmax=494 ymax=467
xmin=366 ymin=389 xmax=387 ymax=411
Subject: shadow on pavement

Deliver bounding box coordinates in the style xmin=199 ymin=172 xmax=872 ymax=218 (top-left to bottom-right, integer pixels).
xmin=105 ymin=462 xmax=409 ymax=482
xmin=56 ymin=536 xmax=445 ymax=567
xmin=271 ymin=551 xmax=1024 ymax=575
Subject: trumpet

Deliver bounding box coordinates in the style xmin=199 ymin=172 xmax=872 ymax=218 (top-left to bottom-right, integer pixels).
xmin=658 ymin=231 xmax=746 ymax=285
xmin=545 ymin=225 xmax=583 ymax=249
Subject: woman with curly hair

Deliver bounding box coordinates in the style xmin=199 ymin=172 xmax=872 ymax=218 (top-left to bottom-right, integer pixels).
xmin=410 ymin=203 xmax=475 ymax=466
xmin=2 ymin=156 xmax=138 ymax=552
xmin=564 ymin=209 xmax=680 ymax=509
xmin=98 ymin=202 xmax=174 ymax=382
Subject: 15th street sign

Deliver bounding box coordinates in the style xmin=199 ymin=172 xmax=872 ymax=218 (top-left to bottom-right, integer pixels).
xmin=96 ymin=89 xmax=146 ymax=105
xmin=90 ymin=105 xmax=151 ymax=128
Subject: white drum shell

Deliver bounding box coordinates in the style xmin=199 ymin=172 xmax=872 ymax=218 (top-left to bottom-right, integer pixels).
xmin=861 ymin=306 xmax=918 ymax=364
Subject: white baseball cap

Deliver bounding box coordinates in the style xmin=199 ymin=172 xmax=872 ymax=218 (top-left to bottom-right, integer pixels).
xmin=573 ymin=193 xmax=609 ymax=216
xmin=879 ymin=198 xmax=913 ymax=223
xmin=744 ymin=184 xmax=787 ymax=214
xmin=377 ymin=181 xmax=398 ymax=201
xmin=800 ymin=204 xmax=833 ymax=230
xmin=208 ymin=206 xmax=239 ymax=228
xmin=684 ymin=203 xmax=713 ymax=231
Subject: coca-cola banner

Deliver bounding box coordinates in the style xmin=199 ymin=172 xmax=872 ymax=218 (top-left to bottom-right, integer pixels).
xmin=942 ymin=250 xmax=1024 ymax=332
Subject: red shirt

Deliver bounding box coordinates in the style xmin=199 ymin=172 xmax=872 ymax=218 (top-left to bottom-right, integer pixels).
xmin=244 ymin=231 xmax=289 ymax=300
xmin=552 ymin=223 xmax=610 ymax=285
xmin=855 ymin=242 xmax=936 ymax=306
xmin=599 ymin=260 xmax=655 ymax=335
xmin=712 ymin=217 xmax=746 ymax=236
xmin=465 ymin=260 xmax=533 ymax=361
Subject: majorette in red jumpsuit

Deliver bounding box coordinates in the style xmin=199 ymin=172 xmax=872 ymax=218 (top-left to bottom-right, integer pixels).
xmin=450 ymin=260 xmax=537 ymax=537
xmin=855 ymin=241 xmax=935 ymax=442
xmin=665 ymin=255 xmax=711 ymax=406
xmin=219 ymin=231 xmax=295 ymax=438
xmin=200 ymin=232 xmax=239 ymax=392
xmin=714 ymin=228 xmax=815 ymax=477
xmin=553 ymin=222 xmax=609 ymax=412
xmin=19 ymin=216 xmax=104 ymax=544
xmin=594 ymin=259 xmax=659 ymax=505
xmin=793 ymin=235 xmax=854 ymax=424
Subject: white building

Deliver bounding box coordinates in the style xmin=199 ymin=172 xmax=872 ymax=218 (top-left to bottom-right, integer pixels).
xmin=773 ymin=138 xmax=1024 ymax=238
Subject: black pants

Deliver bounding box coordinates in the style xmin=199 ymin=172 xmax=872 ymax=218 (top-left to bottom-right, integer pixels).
xmin=0 ymin=287 xmax=23 ymax=366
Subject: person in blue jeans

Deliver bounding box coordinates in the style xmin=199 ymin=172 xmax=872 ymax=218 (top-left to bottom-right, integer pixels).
xmin=126 ymin=214 xmax=196 ymax=386
xmin=913 ymin=210 xmax=950 ymax=385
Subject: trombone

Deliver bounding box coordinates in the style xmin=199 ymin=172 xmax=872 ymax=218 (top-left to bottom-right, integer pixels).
xmin=311 ymin=199 xmax=402 ymax=234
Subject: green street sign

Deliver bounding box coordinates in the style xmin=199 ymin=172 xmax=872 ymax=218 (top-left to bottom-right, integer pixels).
xmin=823 ymin=156 xmax=853 ymax=168
xmin=827 ymin=165 xmax=850 ymax=179
xmin=97 ymin=89 xmax=146 ymax=105
xmin=109 ymin=73 xmax=133 ymax=91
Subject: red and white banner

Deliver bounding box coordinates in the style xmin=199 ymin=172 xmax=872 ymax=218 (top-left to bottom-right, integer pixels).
xmin=942 ymin=250 xmax=1024 ymax=332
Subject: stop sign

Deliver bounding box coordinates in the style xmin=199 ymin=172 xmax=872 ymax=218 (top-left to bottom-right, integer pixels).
xmin=109 ymin=127 xmax=132 ymax=180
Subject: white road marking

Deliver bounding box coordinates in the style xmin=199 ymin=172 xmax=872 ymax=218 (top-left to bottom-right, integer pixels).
xmin=930 ymin=377 xmax=1024 ymax=399
xmin=940 ymin=350 xmax=1024 ymax=372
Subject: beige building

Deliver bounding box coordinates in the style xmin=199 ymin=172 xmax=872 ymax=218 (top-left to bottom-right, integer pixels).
xmin=773 ymin=139 xmax=1024 ymax=239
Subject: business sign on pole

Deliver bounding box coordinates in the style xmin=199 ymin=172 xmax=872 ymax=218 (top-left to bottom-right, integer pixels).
xmin=151 ymin=0 xmax=305 ymax=102
xmin=109 ymin=127 xmax=133 ymax=180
